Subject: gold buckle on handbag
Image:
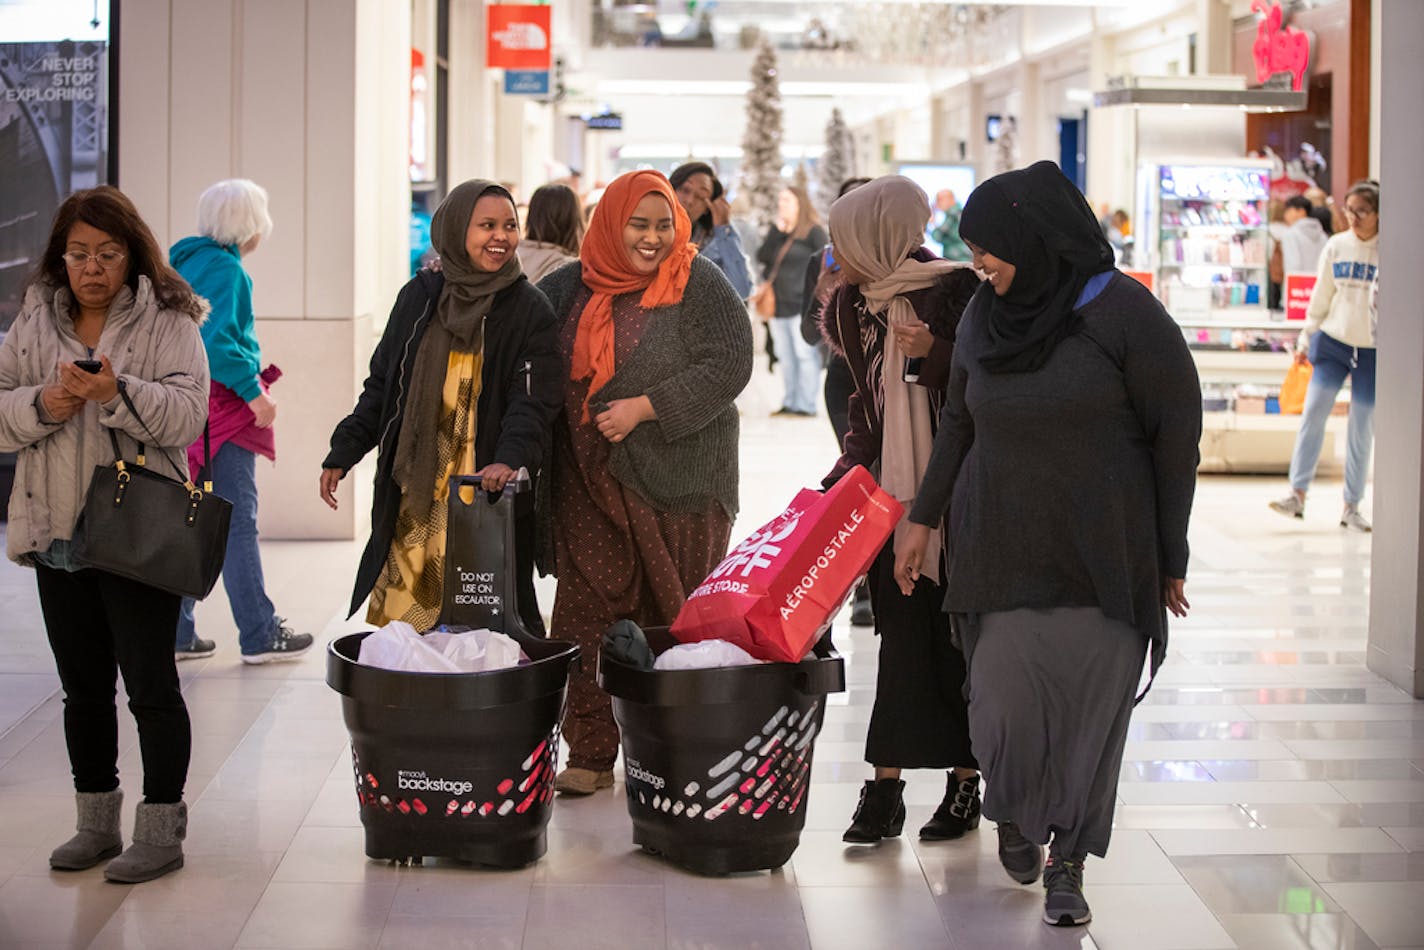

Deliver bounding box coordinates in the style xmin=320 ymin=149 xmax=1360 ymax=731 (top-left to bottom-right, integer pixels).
xmin=185 ymin=486 xmax=204 ymax=527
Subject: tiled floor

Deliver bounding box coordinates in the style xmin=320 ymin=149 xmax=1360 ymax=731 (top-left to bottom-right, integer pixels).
xmin=0 ymin=368 xmax=1419 ymax=949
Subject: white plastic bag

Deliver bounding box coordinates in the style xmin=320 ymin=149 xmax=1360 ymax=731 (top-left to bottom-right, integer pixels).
xmin=357 ymin=621 xmax=463 ymax=673
xmin=357 ymin=622 xmax=528 ymax=674
xmin=653 ymin=639 xmax=766 ymax=671
xmin=422 ymin=628 xmax=527 ymax=672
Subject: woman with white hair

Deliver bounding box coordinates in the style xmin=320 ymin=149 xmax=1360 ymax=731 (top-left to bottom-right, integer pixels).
xmin=168 ymin=179 xmax=312 ymax=663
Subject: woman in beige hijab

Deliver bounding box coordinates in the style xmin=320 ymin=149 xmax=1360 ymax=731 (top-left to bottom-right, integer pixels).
xmin=818 ymin=176 xmax=983 ymax=846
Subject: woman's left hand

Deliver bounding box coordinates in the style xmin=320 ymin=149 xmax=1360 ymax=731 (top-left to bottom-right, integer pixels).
xmin=892 ymin=321 xmax=934 ymax=359
xmin=473 ymin=462 xmax=518 ymax=493
xmin=58 ymin=356 xmax=119 ymax=404
xmin=711 ymin=196 xmax=731 ymax=227
xmin=595 ymin=396 xmax=654 ymax=443
xmin=1163 ymin=577 xmax=1190 ymax=618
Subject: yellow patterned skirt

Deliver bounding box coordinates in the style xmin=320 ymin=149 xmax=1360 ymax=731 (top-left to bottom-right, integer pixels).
xmin=367 ymin=348 xmax=483 ymax=630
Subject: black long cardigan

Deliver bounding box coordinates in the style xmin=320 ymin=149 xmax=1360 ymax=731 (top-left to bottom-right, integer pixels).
xmin=322 ymin=269 xmax=562 ymax=618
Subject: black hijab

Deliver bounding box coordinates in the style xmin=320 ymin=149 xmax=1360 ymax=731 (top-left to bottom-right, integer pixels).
xmin=959 ymin=161 xmax=1115 ymax=374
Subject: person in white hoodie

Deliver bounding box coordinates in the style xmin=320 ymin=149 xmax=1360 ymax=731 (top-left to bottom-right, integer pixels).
xmin=1279 ymin=195 xmax=1330 ymax=277
xmin=1270 ymin=180 xmax=1380 ymax=531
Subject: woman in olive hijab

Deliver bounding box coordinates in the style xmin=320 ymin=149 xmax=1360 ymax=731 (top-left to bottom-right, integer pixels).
xmin=322 ymin=180 xmax=562 ymax=633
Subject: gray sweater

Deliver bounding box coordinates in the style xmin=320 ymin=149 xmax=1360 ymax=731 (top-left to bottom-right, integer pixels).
xmin=909 ymin=273 xmax=1201 ymax=673
xmin=536 ymin=255 xmax=753 ymax=516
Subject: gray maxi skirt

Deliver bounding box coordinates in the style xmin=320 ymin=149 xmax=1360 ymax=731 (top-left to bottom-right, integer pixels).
xmin=959 ymin=606 xmax=1147 ymax=859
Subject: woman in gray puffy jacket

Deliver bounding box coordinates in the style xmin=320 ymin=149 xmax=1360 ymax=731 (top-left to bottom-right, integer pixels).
xmin=0 ymin=186 xmax=209 ymax=884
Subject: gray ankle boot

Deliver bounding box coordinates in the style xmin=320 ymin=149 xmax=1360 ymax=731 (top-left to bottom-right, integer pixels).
xmin=50 ymin=789 xmax=124 ymax=870
xmin=104 ymin=801 xmax=186 ymax=883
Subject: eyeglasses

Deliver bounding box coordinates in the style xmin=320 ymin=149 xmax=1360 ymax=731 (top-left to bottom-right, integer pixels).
xmin=1344 ymin=205 xmax=1377 ymax=218
xmin=62 ymin=250 xmax=126 ymax=270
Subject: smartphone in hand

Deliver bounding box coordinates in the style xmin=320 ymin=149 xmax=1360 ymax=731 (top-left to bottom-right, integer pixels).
xmin=74 ymin=359 xmax=102 ymax=374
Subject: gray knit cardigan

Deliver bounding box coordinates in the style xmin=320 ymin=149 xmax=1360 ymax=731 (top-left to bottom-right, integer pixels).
xmin=536 ymin=255 xmax=754 ymax=518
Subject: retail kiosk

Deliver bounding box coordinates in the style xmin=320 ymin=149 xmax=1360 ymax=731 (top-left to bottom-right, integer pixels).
xmin=1096 ymin=76 xmax=1342 ymax=474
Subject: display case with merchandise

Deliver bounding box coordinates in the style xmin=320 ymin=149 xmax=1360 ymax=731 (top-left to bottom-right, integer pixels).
xmin=1135 ymin=161 xmax=1343 ymax=473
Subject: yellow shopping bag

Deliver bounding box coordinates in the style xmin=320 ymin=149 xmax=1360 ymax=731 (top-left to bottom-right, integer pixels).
xmin=1279 ymin=361 xmax=1312 ymax=415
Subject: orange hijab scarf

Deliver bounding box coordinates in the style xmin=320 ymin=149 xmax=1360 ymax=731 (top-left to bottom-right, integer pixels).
xmin=571 ymin=170 xmax=697 ymax=421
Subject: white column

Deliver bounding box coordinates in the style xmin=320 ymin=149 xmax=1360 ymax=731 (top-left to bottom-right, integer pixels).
xmin=1194 ymin=0 xmax=1233 ymax=75
xmin=966 ymin=81 xmax=987 ymax=180
xmin=1015 ymin=61 xmax=1043 ymax=167
xmin=1367 ymin=0 xmax=1424 ymax=697
xmin=1085 ymin=26 xmax=1133 ymax=218
xmin=448 ymin=0 xmax=495 ymax=184
xmin=118 ymin=0 xmax=411 ymax=541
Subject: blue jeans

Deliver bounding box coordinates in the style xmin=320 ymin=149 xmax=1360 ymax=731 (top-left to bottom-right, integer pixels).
xmin=1289 ymin=331 xmax=1376 ymax=505
xmin=175 ymin=443 xmax=278 ymax=655
xmin=770 ymin=316 xmax=822 ymax=414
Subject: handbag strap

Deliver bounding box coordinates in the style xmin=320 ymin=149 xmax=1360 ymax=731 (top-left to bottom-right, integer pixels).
xmin=764 ymin=231 xmax=795 ymax=286
xmin=109 ymin=380 xmax=207 ymax=488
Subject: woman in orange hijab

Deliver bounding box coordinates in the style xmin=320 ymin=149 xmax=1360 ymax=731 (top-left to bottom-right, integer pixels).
xmin=534 ymin=170 xmax=754 ymax=794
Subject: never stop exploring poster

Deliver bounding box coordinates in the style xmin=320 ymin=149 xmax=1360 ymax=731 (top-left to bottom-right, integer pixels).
xmin=0 ymin=4 xmax=112 ymax=332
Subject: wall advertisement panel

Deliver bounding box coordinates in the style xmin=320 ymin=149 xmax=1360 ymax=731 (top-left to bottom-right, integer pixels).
xmin=0 ymin=8 xmax=112 ymax=331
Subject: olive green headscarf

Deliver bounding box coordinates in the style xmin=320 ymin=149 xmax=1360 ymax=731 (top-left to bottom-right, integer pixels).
xmin=393 ymin=180 xmax=523 ymax=522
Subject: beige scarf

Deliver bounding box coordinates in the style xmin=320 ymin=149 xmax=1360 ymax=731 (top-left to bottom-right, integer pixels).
xmin=831 ymin=177 xmax=972 ymax=583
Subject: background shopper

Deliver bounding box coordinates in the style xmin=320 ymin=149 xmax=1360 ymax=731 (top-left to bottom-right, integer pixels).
xmin=0 ymin=186 xmax=210 ymax=883
xmin=1270 ymin=179 xmax=1380 ymax=531
xmin=535 ymin=170 xmax=752 ymax=795
xmin=1279 ymin=194 xmax=1329 ymax=278
xmin=821 ymin=176 xmax=982 ymax=845
xmin=801 ymin=176 xmax=873 ymax=625
xmin=758 ymin=185 xmax=826 ymax=416
xmin=670 ymin=161 xmax=752 ymax=299
xmin=321 ymin=180 xmax=561 ymax=634
xmin=169 ymin=179 xmax=313 ymax=664
xmin=518 ymin=183 xmax=583 ymax=285
xmin=897 ymin=161 xmax=1201 ymax=929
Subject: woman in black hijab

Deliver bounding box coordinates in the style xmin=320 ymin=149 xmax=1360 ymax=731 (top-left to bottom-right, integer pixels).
xmin=895 ymin=162 xmax=1202 ymax=929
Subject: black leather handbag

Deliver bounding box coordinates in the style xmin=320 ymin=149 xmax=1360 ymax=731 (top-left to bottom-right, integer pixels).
xmin=71 ymin=384 xmax=232 ymax=599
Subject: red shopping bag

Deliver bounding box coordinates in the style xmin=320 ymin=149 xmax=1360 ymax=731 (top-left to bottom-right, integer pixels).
xmin=670 ymin=465 xmax=902 ymax=663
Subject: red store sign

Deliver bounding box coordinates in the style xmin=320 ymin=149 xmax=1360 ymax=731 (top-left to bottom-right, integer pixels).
xmin=1252 ymin=0 xmax=1312 ymax=92
xmin=487 ymin=5 xmax=552 ymax=71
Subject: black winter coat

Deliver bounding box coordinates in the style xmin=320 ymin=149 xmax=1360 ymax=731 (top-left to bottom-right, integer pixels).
xmin=323 ymin=269 xmax=562 ymax=618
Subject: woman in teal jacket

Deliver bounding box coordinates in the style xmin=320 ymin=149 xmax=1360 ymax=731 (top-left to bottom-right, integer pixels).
xmin=169 ymin=179 xmax=312 ymax=664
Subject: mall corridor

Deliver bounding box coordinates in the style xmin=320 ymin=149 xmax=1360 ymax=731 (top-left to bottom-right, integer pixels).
xmin=0 ymin=370 xmax=1417 ymax=950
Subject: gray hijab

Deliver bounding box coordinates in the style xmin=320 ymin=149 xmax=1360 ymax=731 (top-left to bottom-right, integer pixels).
xmin=393 ymin=180 xmax=523 ymax=521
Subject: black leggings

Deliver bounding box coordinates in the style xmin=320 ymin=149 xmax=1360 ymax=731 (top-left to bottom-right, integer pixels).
xmin=36 ymin=565 xmax=190 ymax=803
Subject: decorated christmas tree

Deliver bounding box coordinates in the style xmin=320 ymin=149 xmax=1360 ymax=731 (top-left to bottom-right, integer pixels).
xmin=815 ymin=107 xmax=854 ymax=218
xmin=738 ymin=39 xmax=784 ymax=230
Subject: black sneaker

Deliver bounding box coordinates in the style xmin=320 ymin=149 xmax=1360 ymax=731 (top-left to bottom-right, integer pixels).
xmin=174 ymin=637 xmax=216 ymax=661
xmin=241 ymin=622 xmax=313 ymax=665
xmin=996 ymin=821 xmax=1045 ymax=884
xmin=1043 ymin=857 xmax=1091 ymax=926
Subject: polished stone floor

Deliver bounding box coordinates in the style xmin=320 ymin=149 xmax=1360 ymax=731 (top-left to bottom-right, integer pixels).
xmin=0 ymin=367 xmax=1417 ymax=950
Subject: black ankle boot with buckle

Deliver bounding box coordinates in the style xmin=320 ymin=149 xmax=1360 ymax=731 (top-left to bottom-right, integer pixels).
xmin=842 ymin=778 xmax=906 ymax=844
xmin=919 ymin=772 xmax=982 ymax=840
